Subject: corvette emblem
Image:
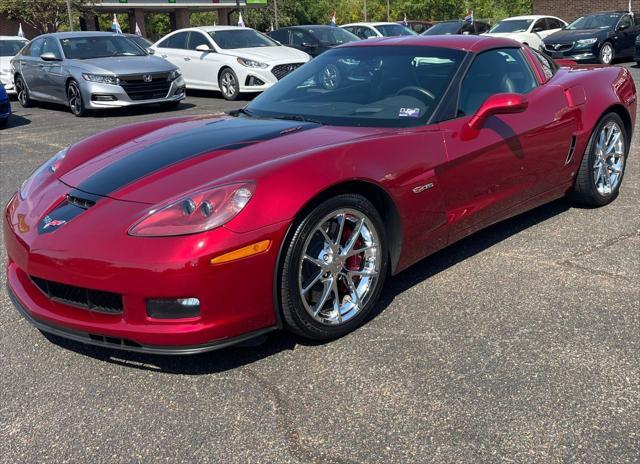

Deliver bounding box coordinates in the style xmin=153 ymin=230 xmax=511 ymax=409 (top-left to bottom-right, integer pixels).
xmin=143 ymin=74 xmax=153 ymax=83
xmin=42 ymin=216 xmax=66 ymax=229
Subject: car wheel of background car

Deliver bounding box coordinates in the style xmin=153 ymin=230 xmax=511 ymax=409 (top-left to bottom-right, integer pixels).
xmin=599 ymin=42 xmax=614 ymax=65
xmin=219 ymin=68 xmax=240 ymax=101
xmin=15 ymin=75 xmax=34 ymax=108
xmin=571 ymin=113 xmax=627 ymax=206
xmin=280 ymin=194 xmax=388 ymax=340
xmin=67 ymin=80 xmax=87 ymax=117
xmin=0 ymin=117 xmax=7 ymax=128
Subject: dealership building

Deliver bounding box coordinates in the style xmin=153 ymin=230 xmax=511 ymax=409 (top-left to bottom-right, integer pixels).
xmin=533 ymin=0 xmax=640 ymax=21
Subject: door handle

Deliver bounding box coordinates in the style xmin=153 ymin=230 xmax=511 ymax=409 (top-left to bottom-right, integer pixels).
xmin=161 ymin=54 xmax=168 ymax=58
xmin=184 ymin=57 xmax=191 ymax=61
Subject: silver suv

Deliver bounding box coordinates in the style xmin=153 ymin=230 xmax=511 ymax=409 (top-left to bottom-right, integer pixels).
xmin=11 ymin=32 xmax=185 ymax=116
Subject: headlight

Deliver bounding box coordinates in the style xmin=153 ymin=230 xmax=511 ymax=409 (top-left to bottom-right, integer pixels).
xmin=168 ymin=69 xmax=182 ymax=80
xmin=82 ymin=73 xmax=119 ymax=85
xmin=129 ymin=182 xmax=255 ymax=237
xmin=236 ymin=57 xmax=268 ymax=69
xmin=19 ymin=148 xmax=68 ymax=201
xmin=575 ymin=38 xmax=598 ymax=47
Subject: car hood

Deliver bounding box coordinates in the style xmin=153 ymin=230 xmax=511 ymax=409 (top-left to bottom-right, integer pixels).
xmin=67 ymin=55 xmax=176 ymax=75
xmin=544 ymin=28 xmax=607 ymax=43
xmin=58 ymin=115 xmax=382 ymax=204
xmin=221 ymin=46 xmax=309 ymax=63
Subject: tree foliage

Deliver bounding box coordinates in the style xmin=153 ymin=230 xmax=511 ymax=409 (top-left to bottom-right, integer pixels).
xmin=0 ymin=0 xmax=95 ymax=34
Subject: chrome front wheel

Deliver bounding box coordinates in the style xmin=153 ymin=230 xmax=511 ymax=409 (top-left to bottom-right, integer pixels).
xmin=15 ymin=76 xmax=34 ymax=108
xmin=599 ymin=43 xmax=614 ymax=65
xmin=67 ymin=81 xmax=86 ymax=117
xmin=219 ymin=69 xmax=239 ymax=101
xmin=280 ymin=194 xmax=388 ymax=340
xmin=298 ymin=209 xmax=381 ymax=326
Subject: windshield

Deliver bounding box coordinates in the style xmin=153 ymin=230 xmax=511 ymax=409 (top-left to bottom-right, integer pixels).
xmin=60 ymin=36 xmax=146 ymax=59
xmin=208 ymin=29 xmax=278 ymax=49
xmin=309 ymin=27 xmax=360 ymax=45
xmin=127 ymin=35 xmax=152 ymax=51
xmin=566 ymin=13 xmax=620 ymax=30
xmin=423 ymin=21 xmax=463 ymax=35
xmin=489 ymin=19 xmax=533 ymax=33
xmin=0 ymin=39 xmax=28 ymax=57
xmin=375 ymin=24 xmax=417 ymax=37
xmin=245 ymin=46 xmax=465 ymax=127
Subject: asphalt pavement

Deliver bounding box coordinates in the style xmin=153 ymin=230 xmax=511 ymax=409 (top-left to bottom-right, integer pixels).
xmin=0 ymin=71 xmax=638 ymax=463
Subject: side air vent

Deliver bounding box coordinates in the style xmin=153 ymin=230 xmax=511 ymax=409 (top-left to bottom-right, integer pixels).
xmin=565 ymin=136 xmax=577 ymax=165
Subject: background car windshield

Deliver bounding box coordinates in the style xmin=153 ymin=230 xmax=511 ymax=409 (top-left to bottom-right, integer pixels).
xmin=0 ymin=40 xmax=27 ymax=56
xmin=423 ymin=22 xmax=463 ymax=35
xmin=127 ymin=35 xmax=152 ymax=51
xmin=209 ymin=30 xmax=278 ymax=49
xmin=311 ymin=27 xmax=360 ymax=45
xmin=567 ymin=13 xmax=620 ymax=30
xmin=60 ymin=36 xmax=146 ymax=59
xmin=375 ymin=24 xmax=417 ymax=36
xmin=489 ymin=19 xmax=533 ymax=33
xmin=246 ymin=46 xmax=465 ymax=127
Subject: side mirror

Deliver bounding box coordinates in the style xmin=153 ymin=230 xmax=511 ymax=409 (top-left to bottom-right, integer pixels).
xmin=146 ymin=47 xmax=155 ymax=55
xmin=618 ymin=24 xmax=629 ymax=31
xmin=532 ymin=26 xmax=544 ymax=33
xmin=195 ymin=44 xmax=214 ymax=53
xmin=468 ymin=93 xmax=528 ymax=130
xmin=301 ymin=42 xmax=319 ymax=48
xmin=40 ymin=52 xmax=60 ymax=61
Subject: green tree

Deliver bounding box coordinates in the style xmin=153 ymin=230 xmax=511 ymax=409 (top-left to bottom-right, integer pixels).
xmin=0 ymin=0 xmax=95 ymax=34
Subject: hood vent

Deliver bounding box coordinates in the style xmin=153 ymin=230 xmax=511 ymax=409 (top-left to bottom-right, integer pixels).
xmin=66 ymin=193 xmax=96 ymax=209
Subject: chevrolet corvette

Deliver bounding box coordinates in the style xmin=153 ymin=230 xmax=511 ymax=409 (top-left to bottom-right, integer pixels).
xmin=4 ymin=36 xmax=635 ymax=354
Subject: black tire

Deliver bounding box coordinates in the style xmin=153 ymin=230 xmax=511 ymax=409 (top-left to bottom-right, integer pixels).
xmin=218 ymin=68 xmax=240 ymax=101
xmin=0 ymin=117 xmax=7 ymax=127
xmin=15 ymin=75 xmax=35 ymax=108
xmin=570 ymin=113 xmax=628 ymax=206
xmin=67 ymin=80 xmax=87 ymax=117
xmin=598 ymin=42 xmax=614 ymax=65
xmin=279 ymin=194 xmax=388 ymax=340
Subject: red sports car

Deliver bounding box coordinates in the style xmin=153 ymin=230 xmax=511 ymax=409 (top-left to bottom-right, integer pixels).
xmin=4 ymin=36 xmax=635 ymax=354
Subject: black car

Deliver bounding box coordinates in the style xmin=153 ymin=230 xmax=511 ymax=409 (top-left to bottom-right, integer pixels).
xmin=268 ymin=25 xmax=360 ymax=57
xmin=543 ymin=11 xmax=639 ymax=65
xmin=398 ymin=20 xmax=434 ymax=34
xmin=422 ymin=20 xmax=490 ymax=36
xmin=635 ymin=34 xmax=640 ymax=64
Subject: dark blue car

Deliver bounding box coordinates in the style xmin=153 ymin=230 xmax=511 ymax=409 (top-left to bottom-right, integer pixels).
xmin=0 ymin=83 xmax=11 ymax=127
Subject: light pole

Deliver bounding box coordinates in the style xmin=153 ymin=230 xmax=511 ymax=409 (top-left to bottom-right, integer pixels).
xmin=274 ymin=0 xmax=278 ymax=29
xmin=66 ymin=0 xmax=73 ymax=31
xmin=364 ymin=0 xmax=367 ymax=21
xmin=386 ymin=0 xmax=390 ymax=21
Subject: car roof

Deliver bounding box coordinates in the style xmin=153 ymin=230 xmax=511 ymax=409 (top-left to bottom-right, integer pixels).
xmin=341 ymin=22 xmax=401 ymax=27
xmin=343 ymin=34 xmax=520 ymax=53
xmin=286 ymin=25 xmax=338 ymax=30
xmin=39 ymin=31 xmax=130 ymax=39
xmin=193 ymin=26 xmax=254 ymax=32
xmin=500 ymin=15 xmax=561 ymax=20
xmin=0 ymin=36 xmax=28 ymax=41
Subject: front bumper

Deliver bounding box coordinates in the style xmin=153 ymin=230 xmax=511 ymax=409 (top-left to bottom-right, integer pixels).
xmin=4 ymin=190 xmax=287 ymax=354
xmin=0 ymin=97 xmax=11 ymax=119
xmin=81 ymin=76 xmax=186 ymax=109
xmin=0 ymin=75 xmax=15 ymax=94
xmin=236 ymin=61 xmax=306 ymax=93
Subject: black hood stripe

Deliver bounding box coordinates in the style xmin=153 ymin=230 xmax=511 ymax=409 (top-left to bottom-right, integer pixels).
xmin=76 ymin=118 xmax=316 ymax=198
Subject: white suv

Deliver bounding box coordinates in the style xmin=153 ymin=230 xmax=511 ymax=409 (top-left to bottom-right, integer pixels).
xmin=152 ymin=26 xmax=310 ymax=100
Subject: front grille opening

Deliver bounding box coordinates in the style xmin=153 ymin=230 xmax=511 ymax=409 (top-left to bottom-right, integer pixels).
xmin=119 ymin=74 xmax=172 ymax=101
xmin=89 ymin=334 xmax=142 ymax=348
xmin=272 ymin=63 xmax=303 ymax=80
xmin=31 ymin=276 xmax=123 ymax=314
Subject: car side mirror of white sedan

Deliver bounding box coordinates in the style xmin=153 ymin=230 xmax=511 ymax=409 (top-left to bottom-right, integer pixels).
xmin=196 ymin=44 xmax=215 ymax=53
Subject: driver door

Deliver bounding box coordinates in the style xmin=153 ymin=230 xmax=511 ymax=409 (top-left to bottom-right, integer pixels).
xmin=438 ymin=48 xmax=575 ymax=243
xmin=183 ymin=31 xmax=221 ymax=89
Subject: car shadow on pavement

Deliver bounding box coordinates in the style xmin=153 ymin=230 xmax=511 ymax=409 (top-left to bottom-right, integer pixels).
xmin=42 ymin=199 xmax=571 ymax=374
xmin=27 ymin=100 xmax=197 ymax=118
xmin=2 ymin=113 xmax=31 ymax=129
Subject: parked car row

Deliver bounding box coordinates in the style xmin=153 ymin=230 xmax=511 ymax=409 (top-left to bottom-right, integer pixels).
xmin=0 ymin=9 xmax=638 ymax=123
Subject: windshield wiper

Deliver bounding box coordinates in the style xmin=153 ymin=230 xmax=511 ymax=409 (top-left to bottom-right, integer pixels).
xmin=272 ymin=115 xmax=325 ymax=125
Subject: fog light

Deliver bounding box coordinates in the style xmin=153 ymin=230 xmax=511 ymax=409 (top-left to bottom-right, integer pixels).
xmin=91 ymin=94 xmax=117 ymax=102
xmin=146 ymin=297 xmax=200 ymax=319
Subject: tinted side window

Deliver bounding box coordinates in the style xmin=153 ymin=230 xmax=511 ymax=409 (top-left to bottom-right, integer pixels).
xmin=187 ymin=32 xmax=210 ymax=50
xmin=531 ymin=48 xmax=555 ymax=80
xmin=27 ymin=38 xmax=44 ymax=57
xmin=158 ymin=31 xmax=189 ymax=49
xmin=547 ymin=18 xmax=564 ymax=29
xmin=361 ymin=27 xmax=377 ymax=38
xmin=619 ymin=14 xmax=633 ymax=28
xmin=533 ymin=19 xmax=546 ymax=31
xmin=458 ymin=48 xmax=537 ymax=116
xmin=41 ymin=37 xmax=61 ymax=58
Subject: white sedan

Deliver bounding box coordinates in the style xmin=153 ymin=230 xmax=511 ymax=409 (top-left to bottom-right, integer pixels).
xmin=0 ymin=35 xmax=28 ymax=94
xmin=152 ymin=26 xmax=310 ymax=100
xmin=483 ymin=15 xmax=567 ymax=51
xmin=341 ymin=22 xmax=417 ymax=39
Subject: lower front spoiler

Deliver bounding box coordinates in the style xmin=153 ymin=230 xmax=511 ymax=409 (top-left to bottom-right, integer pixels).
xmin=8 ymin=285 xmax=277 ymax=356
